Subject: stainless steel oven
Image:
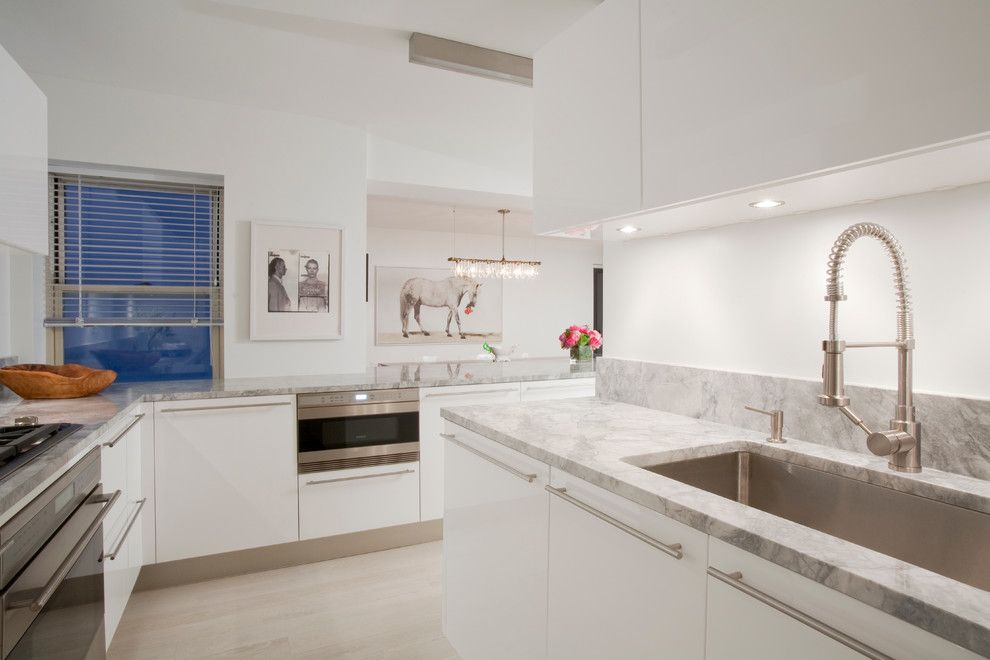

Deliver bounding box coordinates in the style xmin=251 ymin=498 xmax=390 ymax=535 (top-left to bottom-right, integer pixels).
xmin=297 ymin=388 xmax=419 ymax=473
xmin=0 ymin=448 xmax=119 ymax=660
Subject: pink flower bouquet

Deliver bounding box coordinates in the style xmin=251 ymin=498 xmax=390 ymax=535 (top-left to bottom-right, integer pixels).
xmin=558 ymin=325 xmax=601 ymax=361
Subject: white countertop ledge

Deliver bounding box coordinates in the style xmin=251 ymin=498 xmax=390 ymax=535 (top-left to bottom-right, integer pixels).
xmin=439 ymin=397 xmax=990 ymax=657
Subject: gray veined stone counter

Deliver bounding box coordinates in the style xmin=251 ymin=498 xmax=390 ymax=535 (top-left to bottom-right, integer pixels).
xmin=440 ymin=397 xmax=990 ymax=657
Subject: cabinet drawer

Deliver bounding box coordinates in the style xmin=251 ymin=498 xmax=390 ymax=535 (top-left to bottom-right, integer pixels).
xmin=299 ymin=463 xmax=420 ymax=540
xmin=707 ymin=538 xmax=981 ymax=660
xmin=443 ymin=422 xmax=549 ymax=660
xmin=520 ymin=377 xmax=596 ymax=401
xmin=547 ymin=469 xmax=706 ymax=660
xmin=418 ymin=383 xmax=521 ymax=522
xmin=441 ymin=423 xmax=547 ymax=488
xmin=154 ymin=395 xmax=298 ymax=562
xmin=99 ymin=411 xmax=143 ymax=530
xmin=103 ymin=526 xmax=130 ymax=650
xmin=548 ymin=469 xmax=708 ymax=562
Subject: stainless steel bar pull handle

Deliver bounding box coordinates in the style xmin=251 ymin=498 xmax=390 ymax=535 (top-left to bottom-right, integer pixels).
xmin=707 ymin=568 xmax=892 ymax=660
xmin=306 ymin=469 xmax=415 ymax=485
xmin=159 ymin=401 xmax=292 ymax=414
xmin=523 ymin=381 xmax=589 ymax=390
xmin=31 ymin=489 xmax=122 ymax=612
xmin=424 ymin=387 xmax=518 ymax=399
xmin=443 ymin=434 xmax=538 ymax=483
xmin=546 ymin=486 xmax=683 ymax=560
xmin=103 ymin=413 xmax=144 ymax=448
xmin=103 ymin=498 xmax=147 ymax=561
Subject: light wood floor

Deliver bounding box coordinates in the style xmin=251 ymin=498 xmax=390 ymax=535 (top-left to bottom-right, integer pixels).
xmin=108 ymin=541 xmax=458 ymax=659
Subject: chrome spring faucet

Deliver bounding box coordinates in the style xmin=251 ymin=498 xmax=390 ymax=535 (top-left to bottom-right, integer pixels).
xmin=818 ymin=222 xmax=921 ymax=473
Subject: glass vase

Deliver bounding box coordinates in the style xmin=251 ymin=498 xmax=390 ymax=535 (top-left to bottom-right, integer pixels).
xmin=569 ymin=345 xmax=593 ymax=361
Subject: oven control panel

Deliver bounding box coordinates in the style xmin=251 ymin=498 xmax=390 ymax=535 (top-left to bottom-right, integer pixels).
xmin=297 ymin=388 xmax=420 ymax=409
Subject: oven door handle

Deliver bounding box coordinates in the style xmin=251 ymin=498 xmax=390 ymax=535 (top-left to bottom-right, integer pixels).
xmin=29 ymin=489 xmax=121 ymax=613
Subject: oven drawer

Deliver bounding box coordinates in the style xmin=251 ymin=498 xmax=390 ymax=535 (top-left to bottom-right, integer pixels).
xmin=298 ymin=463 xmax=420 ymax=540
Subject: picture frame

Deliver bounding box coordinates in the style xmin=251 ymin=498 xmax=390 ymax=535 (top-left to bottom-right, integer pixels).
xmin=250 ymin=222 xmax=343 ymax=341
xmin=374 ymin=265 xmax=502 ymax=345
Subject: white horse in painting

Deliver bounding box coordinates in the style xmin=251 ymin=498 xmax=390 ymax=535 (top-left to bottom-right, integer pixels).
xmin=399 ymin=276 xmax=482 ymax=339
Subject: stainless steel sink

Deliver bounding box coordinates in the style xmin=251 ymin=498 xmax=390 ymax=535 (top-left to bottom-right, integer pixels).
xmin=644 ymin=451 xmax=990 ymax=590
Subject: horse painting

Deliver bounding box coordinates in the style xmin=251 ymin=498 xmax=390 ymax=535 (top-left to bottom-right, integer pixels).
xmin=399 ymin=276 xmax=482 ymax=339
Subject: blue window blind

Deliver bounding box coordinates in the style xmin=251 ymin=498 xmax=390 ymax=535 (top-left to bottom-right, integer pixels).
xmin=47 ymin=173 xmax=223 ymax=381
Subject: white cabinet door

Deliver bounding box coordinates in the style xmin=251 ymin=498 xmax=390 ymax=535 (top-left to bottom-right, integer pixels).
xmin=154 ymin=396 xmax=298 ymax=562
xmin=639 ymin=1 xmax=990 ymax=210
xmin=533 ymin=0 xmax=641 ymax=234
xmin=137 ymin=403 xmax=156 ymax=565
xmin=299 ymin=462 xmax=420 ymax=540
xmin=103 ymin=522 xmax=130 ymax=651
xmin=418 ymin=383 xmax=521 ymax=521
xmin=0 ymin=44 xmax=47 ymax=255
xmin=547 ymin=470 xmax=707 ymax=660
xmin=707 ymin=538 xmax=982 ymax=660
xmin=100 ymin=410 xmax=145 ymax=649
xmin=520 ymin=377 xmax=595 ymax=401
xmin=443 ymin=425 xmax=549 ymax=660
xmin=706 ymin=572 xmax=860 ymax=660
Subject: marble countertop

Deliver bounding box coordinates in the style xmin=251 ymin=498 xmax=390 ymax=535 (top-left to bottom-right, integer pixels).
xmin=0 ymin=358 xmax=594 ymax=528
xmin=441 ymin=398 xmax=990 ymax=656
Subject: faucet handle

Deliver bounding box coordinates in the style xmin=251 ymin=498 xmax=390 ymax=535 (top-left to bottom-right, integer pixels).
xmin=744 ymin=406 xmax=786 ymax=444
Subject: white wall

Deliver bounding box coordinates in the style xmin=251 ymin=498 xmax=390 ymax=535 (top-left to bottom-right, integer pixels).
xmin=35 ymin=74 xmax=369 ymax=378
xmin=369 ymin=227 xmax=602 ymax=364
xmin=604 ymin=182 xmax=990 ymax=399
xmin=367 ymin=136 xmax=531 ymax=199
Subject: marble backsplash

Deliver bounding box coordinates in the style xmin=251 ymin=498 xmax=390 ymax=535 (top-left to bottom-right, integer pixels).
xmin=0 ymin=357 xmax=16 ymax=399
xmin=596 ymin=357 xmax=990 ymax=480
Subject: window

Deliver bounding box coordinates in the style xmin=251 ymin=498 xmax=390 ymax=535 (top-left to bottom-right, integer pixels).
xmin=46 ymin=172 xmax=223 ymax=382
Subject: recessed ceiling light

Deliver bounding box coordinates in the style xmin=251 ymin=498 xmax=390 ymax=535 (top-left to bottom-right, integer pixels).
xmin=617 ymin=225 xmax=641 ymax=234
xmin=749 ymin=199 xmax=785 ymax=209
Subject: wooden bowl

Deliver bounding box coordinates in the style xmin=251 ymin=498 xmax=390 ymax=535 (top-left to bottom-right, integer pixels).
xmin=0 ymin=364 xmax=117 ymax=399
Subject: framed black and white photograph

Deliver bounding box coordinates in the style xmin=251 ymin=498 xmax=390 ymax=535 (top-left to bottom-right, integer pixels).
xmin=251 ymin=223 xmax=342 ymax=340
xmin=375 ymin=266 xmax=502 ymax=345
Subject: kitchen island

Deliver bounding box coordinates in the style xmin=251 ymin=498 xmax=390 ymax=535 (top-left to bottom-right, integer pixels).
xmin=441 ymin=397 xmax=989 ymax=659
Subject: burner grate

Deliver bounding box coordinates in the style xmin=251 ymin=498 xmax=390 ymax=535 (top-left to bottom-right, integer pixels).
xmin=0 ymin=423 xmax=82 ymax=479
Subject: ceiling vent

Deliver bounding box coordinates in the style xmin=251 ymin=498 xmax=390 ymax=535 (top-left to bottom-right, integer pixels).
xmin=408 ymin=33 xmax=533 ymax=86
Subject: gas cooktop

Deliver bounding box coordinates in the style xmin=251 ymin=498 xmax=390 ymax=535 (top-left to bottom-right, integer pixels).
xmin=0 ymin=421 xmax=82 ymax=481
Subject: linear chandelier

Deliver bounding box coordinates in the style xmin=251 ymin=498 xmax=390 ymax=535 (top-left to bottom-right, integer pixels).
xmin=448 ymin=209 xmax=541 ymax=280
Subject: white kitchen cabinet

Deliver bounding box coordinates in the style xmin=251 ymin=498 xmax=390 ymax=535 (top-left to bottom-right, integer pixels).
xmin=299 ymin=462 xmax=420 ymax=540
xmin=153 ymin=396 xmax=298 ymax=562
xmin=137 ymin=404 xmax=156 ymax=565
xmin=534 ymin=0 xmax=990 ymax=232
xmin=532 ymin=0 xmax=641 ymax=234
xmin=100 ymin=408 xmax=147 ymax=649
xmin=443 ymin=425 xmax=549 ymax=660
xmin=547 ymin=469 xmax=707 ymax=660
xmin=706 ymin=538 xmax=981 ymax=660
xmin=520 ymin=377 xmax=595 ymax=401
xmin=0 ymin=43 xmax=47 ymax=255
xmin=418 ymin=383 xmax=521 ymax=521
xmin=639 ymin=0 xmax=990 ymax=211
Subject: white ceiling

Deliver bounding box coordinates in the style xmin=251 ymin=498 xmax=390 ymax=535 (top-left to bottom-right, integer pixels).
xmin=0 ymin=0 xmax=597 ymax=181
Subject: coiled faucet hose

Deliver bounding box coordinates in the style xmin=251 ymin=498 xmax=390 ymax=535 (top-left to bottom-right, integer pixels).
xmin=825 ymin=222 xmax=913 ymax=343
